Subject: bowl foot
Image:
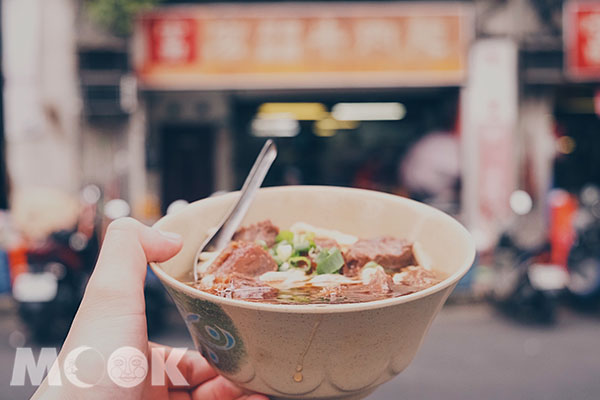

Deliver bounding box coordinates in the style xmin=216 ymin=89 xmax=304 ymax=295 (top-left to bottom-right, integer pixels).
xmin=272 ymin=387 xmax=375 ymax=400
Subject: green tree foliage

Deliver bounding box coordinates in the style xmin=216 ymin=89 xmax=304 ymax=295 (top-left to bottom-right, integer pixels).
xmin=86 ymin=0 xmax=162 ymax=36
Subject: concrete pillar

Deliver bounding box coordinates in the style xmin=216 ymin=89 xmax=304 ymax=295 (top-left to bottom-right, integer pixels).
xmin=213 ymin=94 xmax=234 ymax=193
xmin=127 ymin=94 xmax=148 ymax=217
xmin=460 ymin=39 xmax=519 ymax=251
xmin=2 ymin=0 xmax=80 ymax=197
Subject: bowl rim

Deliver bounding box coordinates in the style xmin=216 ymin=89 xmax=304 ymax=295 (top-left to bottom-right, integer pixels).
xmin=151 ymin=185 xmax=476 ymax=314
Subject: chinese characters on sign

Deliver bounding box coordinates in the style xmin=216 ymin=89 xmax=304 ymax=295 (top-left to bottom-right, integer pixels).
xmin=565 ymin=1 xmax=600 ymax=80
xmin=135 ymin=3 xmax=472 ymax=89
xmin=148 ymin=18 xmax=196 ymax=64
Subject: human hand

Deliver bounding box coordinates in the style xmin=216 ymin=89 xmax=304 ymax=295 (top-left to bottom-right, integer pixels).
xmin=32 ymin=218 xmax=268 ymax=400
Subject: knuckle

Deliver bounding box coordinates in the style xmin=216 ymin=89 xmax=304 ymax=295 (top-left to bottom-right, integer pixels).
xmin=107 ymin=217 xmax=139 ymax=234
xmin=211 ymin=377 xmax=236 ymax=399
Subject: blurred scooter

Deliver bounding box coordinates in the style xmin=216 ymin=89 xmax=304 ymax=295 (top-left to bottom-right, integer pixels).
xmin=567 ymin=185 xmax=600 ymax=308
xmin=490 ymin=191 xmax=569 ymax=324
xmin=491 ymin=234 xmax=567 ymax=324
xmin=12 ymin=185 xmax=102 ymax=343
xmin=13 ymin=231 xmax=89 ymax=343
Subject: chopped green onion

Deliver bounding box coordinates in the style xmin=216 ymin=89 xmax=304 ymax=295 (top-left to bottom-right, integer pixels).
xmin=276 ymin=242 xmax=293 ymax=261
xmin=276 ymin=230 xmax=294 ymax=243
xmin=315 ymin=248 xmax=329 ymax=265
xmin=289 ymin=256 xmax=312 ymax=271
xmin=268 ymin=248 xmax=281 ymax=265
xmin=293 ymin=233 xmax=316 ymax=253
xmin=363 ymin=261 xmax=381 ymax=269
xmin=294 ymin=240 xmax=312 ymax=253
xmin=316 ymin=248 xmax=345 ymax=275
xmin=279 ymin=262 xmax=291 ymax=271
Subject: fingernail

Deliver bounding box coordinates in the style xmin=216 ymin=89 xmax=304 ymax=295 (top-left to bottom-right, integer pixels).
xmin=159 ymin=230 xmax=182 ymax=242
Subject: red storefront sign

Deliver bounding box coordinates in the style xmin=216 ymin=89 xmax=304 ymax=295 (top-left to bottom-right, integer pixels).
xmin=147 ymin=17 xmax=197 ymax=64
xmin=565 ymin=1 xmax=600 ymax=80
xmin=134 ymin=3 xmax=473 ymax=89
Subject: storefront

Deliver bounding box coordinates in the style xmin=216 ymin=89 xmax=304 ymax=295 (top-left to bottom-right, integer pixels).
xmin=133 ymin=2 xmax=473 ymax=214
xmin=556 ymin=1 xmax=600 ymax=193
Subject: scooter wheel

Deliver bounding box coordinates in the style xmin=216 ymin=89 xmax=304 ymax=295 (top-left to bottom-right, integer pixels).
xmin=567 ymin=257 xmax=600 ymax=306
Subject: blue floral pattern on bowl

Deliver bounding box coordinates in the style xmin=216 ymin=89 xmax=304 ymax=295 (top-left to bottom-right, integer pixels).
xmin=166 ymin=287 xmax=246 ymax=374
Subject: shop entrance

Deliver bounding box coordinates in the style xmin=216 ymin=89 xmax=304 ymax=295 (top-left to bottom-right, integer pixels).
xmin=160 ymin=124 xmax=215 ymax=213
xmin=231 ymin=88 xmax=461 ymax=214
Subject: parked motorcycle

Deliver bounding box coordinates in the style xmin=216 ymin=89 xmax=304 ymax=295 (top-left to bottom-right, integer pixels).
xmin=567 ymin=185 xmax=600 ymax=308
xmin=12 ymin=185 xmax=101 ymax=343
xmin=490 ymin=191 xmax=569 ymax=324
xmin=12 ymin=230 xmax=91 ymax=343
xmin=491 ymin=233 xmax=568 ymax=324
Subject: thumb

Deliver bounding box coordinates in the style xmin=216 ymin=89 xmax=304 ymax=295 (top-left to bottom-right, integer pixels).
xmin=87 ymin=217 xmax=183 ymax=297
xmin=39 ymin=219 xmax=183 ymax=400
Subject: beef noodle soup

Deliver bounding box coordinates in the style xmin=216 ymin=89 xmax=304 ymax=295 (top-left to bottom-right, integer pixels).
xmin=185 ymin=220 xmax=441 ymax=304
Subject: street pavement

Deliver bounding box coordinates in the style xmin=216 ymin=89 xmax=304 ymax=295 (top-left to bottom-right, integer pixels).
xmin=1 ymin=300 xmax=599 ymax=400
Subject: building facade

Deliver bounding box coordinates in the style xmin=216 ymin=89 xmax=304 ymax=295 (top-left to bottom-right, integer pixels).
xmin=3 ymin=0 xmax=599 ymax=249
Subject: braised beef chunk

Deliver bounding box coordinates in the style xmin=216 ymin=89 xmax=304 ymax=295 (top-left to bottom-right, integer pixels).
xmin=313 ymin=237 xmax=339 ymax=250
xmin=209 ymin=273 xmax=278 ymax=300
xmin=206 ymin=241 xmax=277 ymax=278
xmin=319 ymin=268 xmax=393 ymax=303
xmin=393 ymin=266 xmax=440 ymax=290
xmin=232 ymin=220 xmax=279 ymax=247
xmin=343 ymin=237 xmax=415 ymax=276
xmin=360 ymin=267 xmax=393 ymax=295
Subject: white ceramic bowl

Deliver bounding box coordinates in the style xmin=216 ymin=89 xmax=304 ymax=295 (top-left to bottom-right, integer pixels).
xmin=151 ymin=186 xmax=475 ymax=400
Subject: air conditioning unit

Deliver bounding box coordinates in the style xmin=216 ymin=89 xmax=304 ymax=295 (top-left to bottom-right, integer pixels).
xmin=79 ymin=49 xmax=136 ymax=118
